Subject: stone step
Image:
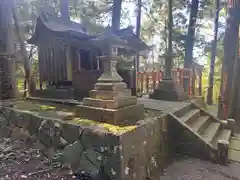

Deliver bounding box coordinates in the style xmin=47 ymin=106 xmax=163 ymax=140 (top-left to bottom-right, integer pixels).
xmin=94 ymin=82 xmax=127 ymax=91
xmin=89 ymin=89 xmax=131 ymax=100
xmin=202 ymin=122 xmax=221 ymax=143
xmin=180 ymin=109 xmax=200 ymax=123
xmin=174 ymin=104 xmax=192 ymax=117
xmin=212 ymin=129 xmax=232 ymax=149
xmin=83 ymin=96 xmax=137 ymax=109
xmin=189 ymin=116 xmax=210 ymax=133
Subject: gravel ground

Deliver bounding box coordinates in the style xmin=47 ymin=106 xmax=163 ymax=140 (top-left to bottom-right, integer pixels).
xmin=160 ymin=158 xmax=240 ymax=180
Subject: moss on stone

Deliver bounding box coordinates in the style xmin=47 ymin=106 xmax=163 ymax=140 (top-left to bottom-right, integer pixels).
xmin=72 ymin=118 xmax=137 ymax=134
xmin=12 ymin=100 xmax=167 ymax=134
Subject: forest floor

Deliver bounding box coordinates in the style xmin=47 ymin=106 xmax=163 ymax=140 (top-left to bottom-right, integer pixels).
xmin=159 ymin=158 xmax=240 ymax=180
xmin=0 ymin=116 xmax=76 ymax=180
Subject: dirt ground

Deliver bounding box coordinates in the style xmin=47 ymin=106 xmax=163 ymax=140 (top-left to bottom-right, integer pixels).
xmin=0 ymin=115 xmax=75 ymax=180
xmin=160 ymin=158 xmax=240 ymax=180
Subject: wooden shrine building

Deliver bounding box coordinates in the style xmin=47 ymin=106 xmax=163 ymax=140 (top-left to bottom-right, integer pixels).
xmin=28 ymin=10 xmax=149 ymax=100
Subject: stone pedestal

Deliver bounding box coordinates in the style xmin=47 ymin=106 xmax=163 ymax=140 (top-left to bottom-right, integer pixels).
xmin=76 ymin=54 xmax=144 ymax=125
xmin=149 ymin=75 xmax=188 ymax=101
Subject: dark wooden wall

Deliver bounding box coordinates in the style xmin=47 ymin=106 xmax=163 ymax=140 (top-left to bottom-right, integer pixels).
xmin=38 ymin=39 xmax=68 ymax=82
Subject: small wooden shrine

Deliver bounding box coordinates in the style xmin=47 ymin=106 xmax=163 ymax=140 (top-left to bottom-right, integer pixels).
xmin=28 ymin=10 xmax=149 ymax=100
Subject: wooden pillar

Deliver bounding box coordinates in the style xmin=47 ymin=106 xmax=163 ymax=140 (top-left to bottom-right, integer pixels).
xmin=198 ymin=72 xmax=202 ymax=96
xmin=97 ymin=55 xmax=100 ymax=70
xmin=89 ymin=51 xmax=93 ymax=70
xmin=38 ymin=45 xmax=43 ymax=90
xmin=66 ymin=46 xmax=73 ymax=81
xmin=77 ymin=49 xmax=81 ymax=71
xmin=191 ymin=67 xmax=196 ymax=96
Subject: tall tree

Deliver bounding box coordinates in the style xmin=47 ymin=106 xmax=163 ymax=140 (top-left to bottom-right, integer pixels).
xmin=183 ymin=0 xmax=199 ymax=92
xmin=0 ymin=0 xmax=16 ymax=100
xmin=112 ymin=0 xmax=122 ymax=31
xmin=184 ymin=0 xmax=199 ymax=67
xmin=206 ymin=0 xmax=220 ymax=105
xmin=135 ymin=0 xmax=142 ymax=72
xmin=218 ymin=0 xmax=239 ymax=119
xmin=60 ymin=0 xmax=70 ymax=21
xmin=12 ymin=8 xmax=35 ymax=97
xmin=166 ymin=0 xmax=173 ymax=76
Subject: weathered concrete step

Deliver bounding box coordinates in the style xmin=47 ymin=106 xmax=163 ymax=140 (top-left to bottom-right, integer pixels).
xmin=212 ymin=129 xmax=231 ymax=149
xmin=229 ymin=137 xmax=240 ymax=151
xmin=229 ymin=136 xmax=240 ymax=162
xmin=180 ymin=109 xmax=200 ymax=123
xmin=174 ymin=104 xmax=192 ymax=117
xmin=202 ymin=122 xmax=220 ymax=143
xmin=228 ymin=149 xmax=240 ymax=162
xmin=89 ymin=89 xmax=131 ymax=100
xmin=83 ymin=96 xmax=137 ymax=109
xmin=189 ymin=116 xmax=210 ymax=133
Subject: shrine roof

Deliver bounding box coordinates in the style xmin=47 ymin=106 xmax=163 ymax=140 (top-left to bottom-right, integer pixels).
xmin=28 ymin=10 xmax=150 ymax=53
xmin=96 ymin=26 xmax=150 ymax=52
xmin=27 ymin=10 xmax=90 ymax=44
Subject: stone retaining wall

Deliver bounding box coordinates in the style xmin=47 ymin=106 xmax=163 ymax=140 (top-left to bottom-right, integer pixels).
xmin=1 ymin=107 xmax=170 ymax=180
xmin=119 ymin=116 xmax=169 ymax=180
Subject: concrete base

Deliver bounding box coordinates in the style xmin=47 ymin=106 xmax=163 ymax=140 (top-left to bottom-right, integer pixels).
xmin=89 ymin=89 xmax=131 ymax=100
xmin=150 ymin=76 xmax=188 ymax=101
xmin=76 ymin=104 xmax=144 ymax=125
xmin=83 ymin=96 xmax=137 ymax=109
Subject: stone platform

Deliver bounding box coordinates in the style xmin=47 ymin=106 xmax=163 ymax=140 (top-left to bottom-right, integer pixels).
xmin=76 ymin=104 xmax=144 ymax=125
xmin=1 ymin=97 xmax=212 ymax=180
xmin=1 ymin=99 xmax=171 ymax=180
xmin=76 ymin=54 xmax=145 ymax=125
xmin=150 ymin=76 xmax=188 ymax=101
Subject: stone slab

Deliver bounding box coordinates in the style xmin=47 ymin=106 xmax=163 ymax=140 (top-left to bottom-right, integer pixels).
xmin=27 ymin=97 xmax=82 ymax=105
xmin=94 ymin=82 xmax=127 ymax=91
xmin=150 ymin=76 xmax=188 ymax=101
xmin=89 ymin=89 xmax=131 ymax=100
xmin=83 ymin=96 xmax=137 ymax=109
xmin=137 ymin=98 xmax=190 ymax=113
xmin=76 ymin=104 xmax=144 ymax=125
xmin=33 ymin=88 xmax=75 ymax=99
xmin=228 ymin=149 xmax=240 ymax=162
xmin=229 ymin=138 xmax=240 ymax=151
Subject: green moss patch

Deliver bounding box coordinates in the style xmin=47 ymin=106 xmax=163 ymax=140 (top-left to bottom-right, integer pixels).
xmin=13 ymin=100 xmax=77 ymax=119
xmin=71 ymin=118 xmax=137 ymax=134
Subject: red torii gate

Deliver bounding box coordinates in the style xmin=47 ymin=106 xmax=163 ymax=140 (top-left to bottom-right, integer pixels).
xmin=137 ymin=68 xmax=202 ymax=96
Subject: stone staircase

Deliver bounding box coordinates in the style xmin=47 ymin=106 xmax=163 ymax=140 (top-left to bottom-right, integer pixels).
xmin=169 ymin=103 xmax=235 ymax=165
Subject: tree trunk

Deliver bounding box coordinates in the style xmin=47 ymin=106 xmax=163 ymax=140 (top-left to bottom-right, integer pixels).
xmin=207 ymin=0 xmax=220 ymax=105
xmin=218 ymin=0 xmax=239 ymax=119
xmin=0 ymin=0 xmax=16 ymax=100
xmin=165 ymin=0 xmax=173 ymax=77
xmin=132 ymin=0 xmax=142 ymax=96
xmin=184 ymin=0 xmax=199 ymax=68
xmin=135 ymin=0 xmax=141 ymax=72
xmin=112 ymin=0 xmax=122 ymax=31
xmin=183 ymin=0 xmax=199 ymax=93
xmin=12 ymin=8 xmax=35 ymax=97
xmin=60 ymin=0 xmax=70 ymax=22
